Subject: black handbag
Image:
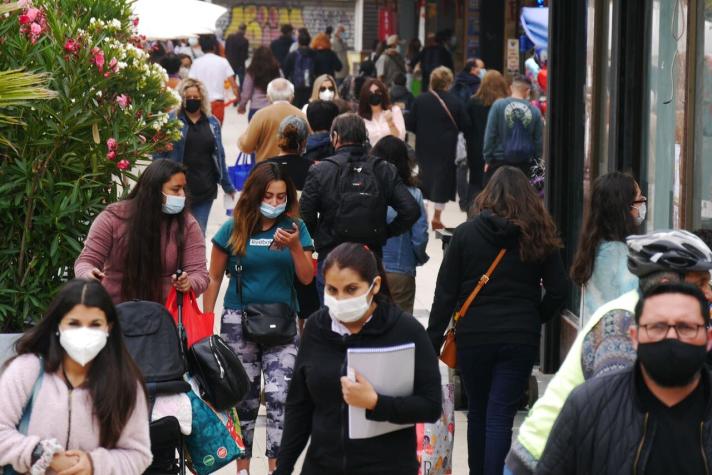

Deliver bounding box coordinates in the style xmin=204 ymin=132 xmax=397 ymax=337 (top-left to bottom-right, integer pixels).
xmin=187 ymin=334 xmax=251 ymax=411
xmin=234 ymin=258 xmax=297 ymax=346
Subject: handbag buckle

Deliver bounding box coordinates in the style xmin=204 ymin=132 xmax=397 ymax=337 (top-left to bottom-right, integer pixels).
xmin=479 ymin=274 xmax=490 ymax=284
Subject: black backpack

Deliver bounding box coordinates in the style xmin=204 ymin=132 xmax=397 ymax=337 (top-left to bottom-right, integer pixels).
xmin=117 ymin=300 xmax=186 ymax=383
xmin=325 ymin=155 xmax=387 ymax=244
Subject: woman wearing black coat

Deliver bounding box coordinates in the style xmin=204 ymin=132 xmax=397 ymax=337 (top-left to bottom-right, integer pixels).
xmin=465 ymin=70 xmax=510 ymax=212
xmin=275 ymin=243 xmax=441 ymax=475
xmin=406 ymin=66 xmax=469 ymax=230
xmin=312 ymin=32 xmax=343 ymax=79
xmin=427 ymin=167 xmax=568 ymax=475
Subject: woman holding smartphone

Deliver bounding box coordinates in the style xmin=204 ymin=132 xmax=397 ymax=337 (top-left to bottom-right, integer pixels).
xmin=203 ymin=162 xmax=314 ymax=475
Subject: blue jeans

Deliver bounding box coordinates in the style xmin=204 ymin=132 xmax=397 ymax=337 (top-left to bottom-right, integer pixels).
xmin=457 ymin=343 xmax=538 ymax=475
xmin=248 ymin=108 xmax=259 ymax=122
xmin=190 ymin=199 xmax=213 ymax=236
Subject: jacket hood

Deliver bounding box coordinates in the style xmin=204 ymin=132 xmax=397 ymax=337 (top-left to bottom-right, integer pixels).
xmin=472 ymin=209 xmax=520 ymax=248
xmin=306 ymin=131 xmax=331 ymax=152
xmin=455 ymin=71 xmax=481 ymax=87
xmin=310 ymin=300 xmax=405 ymax=344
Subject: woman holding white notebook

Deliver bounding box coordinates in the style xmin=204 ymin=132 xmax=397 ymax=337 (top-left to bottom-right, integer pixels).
xmin=275 ymin=242 xmax=442 ymax=475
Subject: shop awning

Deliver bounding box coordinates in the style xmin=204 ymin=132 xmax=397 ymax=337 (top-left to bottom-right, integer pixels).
xmin=132 ymin=0 xmax=227 ymax=40
xmin=521 ymin=7 xmax=549 ymax=50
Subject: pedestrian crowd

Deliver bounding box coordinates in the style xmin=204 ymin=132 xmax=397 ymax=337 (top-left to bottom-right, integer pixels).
xmin=2 ymin=22 xmax=711 ymax=475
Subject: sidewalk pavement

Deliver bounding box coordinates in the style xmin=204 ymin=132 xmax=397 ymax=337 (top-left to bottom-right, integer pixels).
xmin=207 ymin=105 xmax=540 ymax=474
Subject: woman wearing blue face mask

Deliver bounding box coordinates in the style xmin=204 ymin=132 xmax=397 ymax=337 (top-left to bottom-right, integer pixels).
xmin=203 ymin=161 xmax=314 ymax=475
xmin=75 ymin=159 xmax=209 ymax=305
xmin=275 ymin=242 xmax=442 ymax=475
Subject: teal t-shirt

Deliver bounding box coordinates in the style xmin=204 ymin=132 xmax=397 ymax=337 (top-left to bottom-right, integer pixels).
xmin=212 ymin=216 xmax=314 ymax=310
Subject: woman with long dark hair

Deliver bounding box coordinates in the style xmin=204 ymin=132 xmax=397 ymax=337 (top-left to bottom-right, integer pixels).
xmin=427 ymin=166 xmax=568 ymax=475
xmin=275 ymin=243 xmax=441 ymax=475
xmin=238 ymin=46 xmax=282 ymax=121
xmin=203 ymin=162 xmax=314 ymax=474
xmin=570 ymin=172 xmax=644 ymax=323
xmin=75 ymin=159 xmax=209 ymax=304
xmin=465 ymin=70 xmax=510 ymax=209
xmin=372 ymin=136 xmax=429 ymax=314
xmin=0 ymin=279 xmax=151 ymax=473
xmin=358 ymin=78 xmax=406 ymax=146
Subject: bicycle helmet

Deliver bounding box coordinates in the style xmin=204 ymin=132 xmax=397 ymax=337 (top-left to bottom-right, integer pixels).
xmin=626 ymin=230 xmax=712 ymax=277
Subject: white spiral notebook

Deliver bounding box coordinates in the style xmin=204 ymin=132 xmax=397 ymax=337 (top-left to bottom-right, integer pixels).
xmin=346 ymin=342 xmax=415 ymax=439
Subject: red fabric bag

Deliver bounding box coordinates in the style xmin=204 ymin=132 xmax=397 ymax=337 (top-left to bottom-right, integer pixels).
xmin=166 ymin=289 xmax=214 ymax=348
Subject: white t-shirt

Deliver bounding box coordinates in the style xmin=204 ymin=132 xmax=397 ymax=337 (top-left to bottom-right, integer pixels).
xmin=188 ymin=53 xmax=235 ymax=101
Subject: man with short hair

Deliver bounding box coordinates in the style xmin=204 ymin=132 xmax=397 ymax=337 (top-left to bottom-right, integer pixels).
xmin=376 ymin=35 xmax=406 ymax=87
xmin=506 ymin=229 xmax=712 ymax=475
xmin=537 ymin=282 xmax=712 ymax=475
xmin=225 ymin=24 xmax=249 ymax=88
xmin=188 ymin=34 xmax=239 ymax=124
xmin=270 ymin=24 xmax=294 ymax=68
xmin=300 ymin=113 xmax=419 ymax=300
xmin=483 ymin=74 xmax=542 ymax=184
xmin=332 ymin=24 xmax=350 ymax=84
xmin=304 ymin=100 xmax=339 ymax=163
xmin=283 ymin=30 xmax=315 ymax=109
xmin=238 ymin=78 xmax=309 ymax=163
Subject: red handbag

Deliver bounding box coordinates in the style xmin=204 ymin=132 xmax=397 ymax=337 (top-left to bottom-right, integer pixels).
xmin=166 ymin=289 xmax=214 ymax=348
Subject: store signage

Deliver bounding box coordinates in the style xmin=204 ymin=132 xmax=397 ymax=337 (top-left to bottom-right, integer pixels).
xmin=507 ymin=38 xmax=520 ymax=72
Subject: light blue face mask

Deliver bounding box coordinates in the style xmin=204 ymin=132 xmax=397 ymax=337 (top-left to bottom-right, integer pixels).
xmin=162 ymin=193 xmax=185 ymax=215
xmin=260 ymin=201 xmax=287 ymax=219
xmin=478 ymin=68 xmax=486 ymax=80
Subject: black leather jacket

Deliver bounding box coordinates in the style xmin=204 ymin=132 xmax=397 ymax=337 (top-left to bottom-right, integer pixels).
xmin=299 ymin=144 xmax=419 ymax=257
xmin=536 ymin=363 xmax=712 ymax=475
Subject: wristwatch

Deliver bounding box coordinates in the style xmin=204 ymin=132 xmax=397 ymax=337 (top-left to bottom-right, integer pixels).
xmin=31 ymin=443 xmax=44 ymax=465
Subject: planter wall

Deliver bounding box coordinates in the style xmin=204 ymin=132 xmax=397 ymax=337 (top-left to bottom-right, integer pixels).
xmin=0 ymin=333 xmax=20 ymax=366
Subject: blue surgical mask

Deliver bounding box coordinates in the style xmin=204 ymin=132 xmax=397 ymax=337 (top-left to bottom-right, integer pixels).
xmin=260 ymin=201 xmax=286 ymax=219
xmin=162 ymin=193 xmax=185 ymax=215
xmin=478 ymin=68 xmax=486 ymax=80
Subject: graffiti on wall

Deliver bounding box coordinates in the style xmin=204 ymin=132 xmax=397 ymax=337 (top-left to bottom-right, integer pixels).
xmin=222 ymin=4 xmax=354 ymax=49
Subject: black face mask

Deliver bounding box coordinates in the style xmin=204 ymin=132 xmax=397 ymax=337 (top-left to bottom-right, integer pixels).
xmin=368 ymin=92 xmax=383 ymax=106
xmin=184 ymin=98 xmax=201 ymax=113
xmin=637 ymin=338 xmax=708 ymax=387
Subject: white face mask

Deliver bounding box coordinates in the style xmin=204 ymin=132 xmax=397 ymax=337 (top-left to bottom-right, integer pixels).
xmin=633 ymin=202 xmax=647 ymax=225
xmin=319 ymin=89 xmax=335 ymax=101
xmin=179 ymin=66 xmax=190 ymax=79
xmin=163 ymin=193 xmax=185 ymax=215
xmin=325 ymin=282 xmax=375 ymax=323
xmin=188 ymin=37 xmax=198 ymax=47
xmin=59 ymin=327 xmax=109 ymax=367
xmin=478 ymin=68 xmax=486 ymax=80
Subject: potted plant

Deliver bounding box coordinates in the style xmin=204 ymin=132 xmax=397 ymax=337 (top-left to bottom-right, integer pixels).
xmin=0 ymin=0 xmax=181 ymax=357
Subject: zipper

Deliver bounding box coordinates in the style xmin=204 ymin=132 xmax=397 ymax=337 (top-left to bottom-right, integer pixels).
xmin=701 ymin=422 xmax=710 ymax=475
xmin=633 ymin=413 xmax=649 ymax=475
xmin=66 ymin=388 xmax=73 ymax=450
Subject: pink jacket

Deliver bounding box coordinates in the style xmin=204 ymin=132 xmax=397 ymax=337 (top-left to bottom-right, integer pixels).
xmin=0 ymin=354 xmax=152 ymax=474
xmin=74 ymin=201 xmax=209 ymax=305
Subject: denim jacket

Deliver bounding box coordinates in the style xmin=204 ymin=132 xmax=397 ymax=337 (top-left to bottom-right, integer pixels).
xmin=158 ymin=112 xmax=236 ymax=194
xmin=382 ymin=186 xmax=429 ymax=276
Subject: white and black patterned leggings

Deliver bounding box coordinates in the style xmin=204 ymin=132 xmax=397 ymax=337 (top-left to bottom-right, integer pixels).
xmin=220 ymin=308 xmax=298 ymax=459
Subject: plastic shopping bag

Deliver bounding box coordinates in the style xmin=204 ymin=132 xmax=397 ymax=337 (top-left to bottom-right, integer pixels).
xmin=228 ymin=151 xmax=253 ymax=192
xmin=417 ymin=382 xmax=455 ymax=475
xmin=166 ymin=289 xmax=214 ymax=349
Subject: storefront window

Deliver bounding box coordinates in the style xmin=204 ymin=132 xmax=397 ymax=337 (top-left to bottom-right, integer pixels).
xmin=691 ymin=2 xmax=712 ymax=229
xmin=641 ymin=0 xmax=688 ymax=230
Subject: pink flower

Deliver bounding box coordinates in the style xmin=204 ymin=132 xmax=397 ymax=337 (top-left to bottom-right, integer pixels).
xmin=108 ymin=57 xmax=118 ymax=72
xmin=25 ymin=7 xmax=39 ymax=22
xmin=17 ymin=0 xmax=31 ymax=8
xmin=116 ymin=94 xmax=130 ymax=109
xmin=106 ymin=151 xmax=117 ymax=161
xmin=132 ymin=17 xmax=139 ymax=27
xmin=106 ymin=138 xmax=117 ymax=150
xmin=18 ymin=14 xmax=31 ymax=25
xmin=30 ymin=22 xmax=41 ymax=36
xmin=91 ymin=49 xmax=105 ymax=72
xmin=64 ymin=38 xmax=79 ymax=53
xmin=117 ymin=159 xmax=130 ymax=170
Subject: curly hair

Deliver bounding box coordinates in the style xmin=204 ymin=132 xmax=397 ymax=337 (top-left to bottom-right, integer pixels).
xmin=178 ymin=78 xmax=211 ymax=117
xmin=474 ymin=166 xmax=562 ymax=263
xmin=246 ymin=46 xmax=281 ymax=92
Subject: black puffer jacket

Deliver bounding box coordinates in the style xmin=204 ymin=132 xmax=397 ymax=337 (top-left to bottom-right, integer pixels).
xmin=536 ymin=364 xmax=712 ymax=475
xmin=299 ymin=144 xmax=420 ymax=257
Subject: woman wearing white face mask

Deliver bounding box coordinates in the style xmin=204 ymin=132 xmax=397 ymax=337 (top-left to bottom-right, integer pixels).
xmin=75 ymin=159 xmax=209 ymax=305
xmin=0 ymin=279 xmax=151 ymax=474
xmin=275 ymin=242 xmax=442 ymax=475
xmin=204 ymin=162 xmax=314 ymax=475
xmin=301 ymin=74 xmax=350 ymax=115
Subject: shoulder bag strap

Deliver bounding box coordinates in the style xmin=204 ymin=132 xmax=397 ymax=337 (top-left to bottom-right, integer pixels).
xmin=453 ymin=248 xmax=507 ymax=325
xmin=431 ymin=91 xmax=458 ymax=131
xmin=234 ymin=254 xmax=245 ymax=310
xmin=17 ymin=358 xmax=45 ymax=434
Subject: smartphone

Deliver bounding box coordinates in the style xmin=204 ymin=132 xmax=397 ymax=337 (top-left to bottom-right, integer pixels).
xmin=268 ymin=227 xmax=296 ymax=251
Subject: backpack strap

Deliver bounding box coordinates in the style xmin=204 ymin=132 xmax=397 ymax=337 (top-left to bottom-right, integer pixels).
xmin=17 ymin=357 xmax=45 ymax=434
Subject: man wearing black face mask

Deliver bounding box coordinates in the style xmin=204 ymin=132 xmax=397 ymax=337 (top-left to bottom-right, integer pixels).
xmin=536 ymin=282 xmax=712 ymax=475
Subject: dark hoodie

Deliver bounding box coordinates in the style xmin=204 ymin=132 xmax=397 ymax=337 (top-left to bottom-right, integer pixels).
xmin=452 ymin=71 xmax=481 ymax=104
xmin=303 ymin=131 xmax=334 ymax=163
xmin=275 ymin=302 xmax=442 ymax=475
xmin=427 ymin=210 xmax=568 ymax=351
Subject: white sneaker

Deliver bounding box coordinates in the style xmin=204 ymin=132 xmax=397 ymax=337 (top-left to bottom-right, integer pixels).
xmin=237 ymin=470 xmax=249 ymax=475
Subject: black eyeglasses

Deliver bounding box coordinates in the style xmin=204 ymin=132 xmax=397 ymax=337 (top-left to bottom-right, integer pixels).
xmin=319 ymin=86 xmax=335 ymax=92
xmin=639 ymin=322 xmax=706 ymax=342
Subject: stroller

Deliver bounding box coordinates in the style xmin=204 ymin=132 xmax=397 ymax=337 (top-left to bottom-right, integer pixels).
xmin=118 ymin=300 xmax=190 ymax=475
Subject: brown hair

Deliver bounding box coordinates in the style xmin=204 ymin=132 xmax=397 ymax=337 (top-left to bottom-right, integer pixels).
xmin=429 ymin=66 xmax=454 ymax=92
xmin=228 ymin=162 xmax=299 ymax=255
xmin=311 ymin=32 xmax=331 ymax=50
xmin=474 ymin=70 xmax=510 ymax=106
xmin=358 ymin=78 xmax=391 ymax=120
xmin=475 ymin=166 xmax=562 ymax=262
